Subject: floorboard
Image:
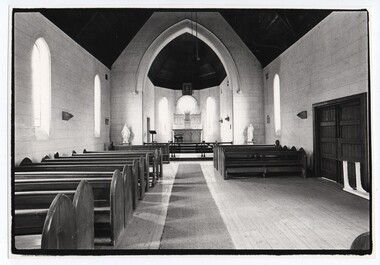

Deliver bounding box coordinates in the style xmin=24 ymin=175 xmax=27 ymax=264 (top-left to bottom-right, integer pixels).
xmin=200 ymin=162 xmax=370 ymax=249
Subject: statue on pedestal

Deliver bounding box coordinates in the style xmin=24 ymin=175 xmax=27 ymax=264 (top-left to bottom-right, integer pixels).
xmin=247 ymin=123 xmax=254 ymax=143
xmin=121 ymin=124 xmax=131 ymax=144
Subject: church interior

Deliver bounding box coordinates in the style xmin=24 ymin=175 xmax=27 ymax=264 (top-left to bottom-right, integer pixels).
xmin=11 ymin=7 xmax=373 ymax=255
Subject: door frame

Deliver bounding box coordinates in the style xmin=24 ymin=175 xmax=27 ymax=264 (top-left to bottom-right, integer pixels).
xmin=313 ymin=93 xmax=368 ymax=184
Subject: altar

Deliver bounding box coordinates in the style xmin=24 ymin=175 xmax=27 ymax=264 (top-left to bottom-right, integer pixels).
xmin=172 ymin=112 xmax=203 ymax=143
xmin=173 ymin=128 xmax=202 ymax=143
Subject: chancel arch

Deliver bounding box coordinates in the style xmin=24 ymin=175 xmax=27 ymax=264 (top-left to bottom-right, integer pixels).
xmin=139 ymin=19 xmax=238 ymax=143
xmin=136 ymin=19 xmax=240 ymax=95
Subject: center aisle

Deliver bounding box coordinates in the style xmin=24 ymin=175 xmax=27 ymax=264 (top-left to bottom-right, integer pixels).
xmin=159 ymin=163 xmax=234 ymax=249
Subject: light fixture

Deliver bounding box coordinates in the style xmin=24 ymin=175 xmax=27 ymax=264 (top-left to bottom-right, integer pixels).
xmin=62 ymin=111 xmax=74 ymax=121
xmin=297 ymin=111 xmax=307 ymax=119
xmin=224 ymin=115 xmax=230 ymax=122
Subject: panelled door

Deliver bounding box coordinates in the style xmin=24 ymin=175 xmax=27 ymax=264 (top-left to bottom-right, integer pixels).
xmin=315 ymin=94 xmax=368 ymax=190
xmin=318 ymin=106 xmax=338 ymax=182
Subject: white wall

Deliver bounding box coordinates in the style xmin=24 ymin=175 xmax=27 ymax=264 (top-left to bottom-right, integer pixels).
xmin=14 ymin=13 xmax=111 ymax=164
xmin=263 ymin=11 xmax=369 ymax=167
xmin=111 ymin=12 xmax=263 ymax=144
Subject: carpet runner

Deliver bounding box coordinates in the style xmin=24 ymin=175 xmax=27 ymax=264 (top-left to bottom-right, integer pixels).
xmin=160 ymin=163 xmax=234 ymax=249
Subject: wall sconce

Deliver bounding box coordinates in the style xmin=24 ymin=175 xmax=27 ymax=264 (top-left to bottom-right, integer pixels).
xmin=297 ymin=110 xmax=307 ymax=119
xmin=62 ymin=111 xmax=74 ymax=121
xmin=224 ymin=115 xmax=230 ymax=122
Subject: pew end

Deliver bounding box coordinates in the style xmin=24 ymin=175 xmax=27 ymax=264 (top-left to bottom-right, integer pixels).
xmin=41 ymin=155 xmax=50 ymax=162
xmin=110 ymin=169 xmax=125 ymax=246
xmin=73 ymin=180 xmax=94 ymax=249
xmin=350 ymin=232 xmax=370 ymax=250
xmin=19 ymin=157 xmax=33 ymax=167
xmin=41 ymin=194 xmax=76 ymax=249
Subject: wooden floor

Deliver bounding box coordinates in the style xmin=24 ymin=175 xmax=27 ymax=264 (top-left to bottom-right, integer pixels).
xmin=115 ymin=161 xmax=370 ymax=250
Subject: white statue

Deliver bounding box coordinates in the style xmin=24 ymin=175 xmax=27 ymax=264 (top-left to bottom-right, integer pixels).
xmin=247 ymin=123 xmax=254 ymax=142
xmin=121 ymin=124 xmax=131 ymax=144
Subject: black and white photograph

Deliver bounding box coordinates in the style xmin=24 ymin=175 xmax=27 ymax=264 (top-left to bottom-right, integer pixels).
xmin=2 ymin=0 xmax=380 ymax=264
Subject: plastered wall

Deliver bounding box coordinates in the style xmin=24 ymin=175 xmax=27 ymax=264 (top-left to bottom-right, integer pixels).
xmin=263 ymin=11 xmax=369 ymax=167
xmin=14 ymin=13 xmax=111 ymax=164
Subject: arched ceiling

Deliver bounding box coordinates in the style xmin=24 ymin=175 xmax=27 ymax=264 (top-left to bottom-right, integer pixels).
xmin=30 ymin=8 xmax=332 ymax=89
xmin=147 ymin=33 xmax=227 ymax=90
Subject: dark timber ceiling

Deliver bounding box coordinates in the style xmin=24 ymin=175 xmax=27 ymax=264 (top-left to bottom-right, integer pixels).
xmin=148 ymin=33 xmax=226 ymax=90
xmin=35 ymin=8 xmax=332 ymax=89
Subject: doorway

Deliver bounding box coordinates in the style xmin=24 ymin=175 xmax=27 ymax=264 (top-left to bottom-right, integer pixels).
xmin=314 ymin=93 xmax=369 ymax=191
xmin=147 ymin=117 xmax=151 ymax=143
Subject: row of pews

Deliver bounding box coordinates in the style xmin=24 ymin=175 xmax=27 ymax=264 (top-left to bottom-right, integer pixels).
xmin=110 ymin=142 xmax=171 ymax=164
xmin=214 ymin=142 xmax=307 ymax=179
xmin=13 ymin=146 xmax=164 ymax=250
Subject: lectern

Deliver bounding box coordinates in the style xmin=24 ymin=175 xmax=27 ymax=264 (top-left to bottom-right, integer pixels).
xmin=149 ymin=130 xmax=157 ymax=143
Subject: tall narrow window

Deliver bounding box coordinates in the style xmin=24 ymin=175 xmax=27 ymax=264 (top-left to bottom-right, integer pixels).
xmin=94 ymin=75 xmax=101 ymax=137
xmin=159 ymin=97 xmax=169 ymax=134
xmin=32 ymin=37 xmax=51 ymax=137
xmin=273 ymin=74 xmax=281 ymax=135
xmin=206 ymin=97 xmax=215 ymax=136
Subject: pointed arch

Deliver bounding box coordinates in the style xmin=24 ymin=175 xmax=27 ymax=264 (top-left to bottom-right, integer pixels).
xmin=135 ymin=19 xmax=240 ymax=94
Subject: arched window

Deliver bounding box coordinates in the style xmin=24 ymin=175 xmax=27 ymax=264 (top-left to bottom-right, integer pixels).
xmin=94 ymin=75 xmax=101 ymax=137
xmin=32 ymin=37 xmax=51 ymax=137
xmin=159 ymin=97 xmax=169 ymax=134
xmin=273 ymin=74 xmax=281 ymax=135
xmin=206 ymin=97 xmax=215 ymax=141
xmin=176 ymin=95 xmax=199 ymax=114
xmin=206 ymin=96 xmax=215 ymax=129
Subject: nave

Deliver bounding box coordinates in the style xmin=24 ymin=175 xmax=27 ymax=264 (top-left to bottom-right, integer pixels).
xmin=110 ymin=161 xmax=369 ymax=250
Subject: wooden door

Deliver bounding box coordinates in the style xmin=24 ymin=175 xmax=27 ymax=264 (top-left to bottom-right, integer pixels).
xmin=315 ymin=94 xmax=368 ymax=190
xmin=318 ymin=106 xmax=338 ymax=182
xmin=338 ymin=100 xmax=367 ymax=190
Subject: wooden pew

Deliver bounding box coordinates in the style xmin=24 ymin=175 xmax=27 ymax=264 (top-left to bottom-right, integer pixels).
xmin=143 ymin=142 xmax=170 ymax=163
xmin=15 ymin=167 xmax=136 ymax=229
xmin=350 ymin=232 xmax=370 ymax=250
xmin=111 ymin=143 xmax=168 ymax=165
xmin=42 ymin=155 xmax=154 ymax=190
xmin=17 ymin=157 xmax=146 ymax=200
xmin=213 ymin=144 xmax=279 ymax=172
xmin=15 ymin=180 xmax=94 ymax=249
xmin=76 ymin=149 xmax=161 ymax=187
xmin=169 ymin=141 xmax=232 ymax=158
xmin=14 ymin=170 xmax=126 ymax=247
xmin=219 ymin=147 xmax=307 ymax=179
